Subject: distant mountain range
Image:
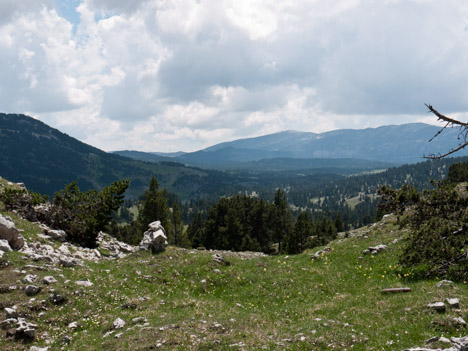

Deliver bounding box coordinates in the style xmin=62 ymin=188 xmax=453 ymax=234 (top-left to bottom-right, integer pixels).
xmin=0 ymin=114 xmax=226 ymax=199
xmin=116 ymin=123 xmax=468 ymax=168
xmin=2 ymin=113 xmax=467 ymax=201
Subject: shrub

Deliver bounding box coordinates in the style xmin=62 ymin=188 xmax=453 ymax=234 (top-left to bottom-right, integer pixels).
xmin=51 ymin=180 xmax=129 ymax=247
xmin=397 ymin=181 xmax=468 ymax=281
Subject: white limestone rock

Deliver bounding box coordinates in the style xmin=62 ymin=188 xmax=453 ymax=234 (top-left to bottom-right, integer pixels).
xmin=45 ymin=229 xmax=67 ymax=242
xmin=75 ymin=280 xmax=93 ymax=287
xmin=42 ymin=276 xmax=58 ymax=285
xmin=139 ymin=221 xmax=168 ymax=253
xmin=23 ymin=274 xmax=38 ymax=284
xmin=445 ymin=297 xmax=460 ymax=310
xmin=0 ymin=214 xmax=24 ymax=250
xmin=112 ymin=317 xmax=126 ymax=330
xmin=0 ymin=239 xmax=12 ymax=253
xmin=427 ymin=302 xmax=446 ymax=313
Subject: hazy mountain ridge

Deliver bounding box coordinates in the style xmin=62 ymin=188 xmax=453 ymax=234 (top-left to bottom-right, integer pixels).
xmin=175 ymin=123 xmax=468 ymax=166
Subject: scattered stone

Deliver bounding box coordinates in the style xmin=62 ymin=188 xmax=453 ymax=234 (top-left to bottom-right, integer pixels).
xmin=311 ymin=247 xmax=331 ymax=259
xmin=0 ymin=239 xmax=12 ymax=253
xmin=60 ymin=257 xmax=77 ymax=268
xmin=448 ymin=316 xmax=466 ymax=327
xmin=23 ymin=274 xmax=38 ymax=284
xmin=29 ymin=346 xmax=49 ymax=351
xmin=427 ymin=302 xmax=446 ymax=313
xmin=363 ymin=244 xmax=387 ymax=255
xmin=112 ymin=317 xmax=126 ymax=330
xmin=49 ymin=293 xmax=67 ymax=305
xmin=68 ymin=321 xmax=78 ymax=329
xmin=44 ymin=229 xmax=67 ymax=242
xmin=30 ymin=346 xmax=49 ymax=351
xmin=436 ymin=280 xmax=454 ymax=288
xmin=15 ymin=318 xmax=37 ymax=340
xmin=451 ymin=336 xmax=468 ymax=349
xmin=211 ymin=322 xmax=224 ymax=331
xmin=445 ymin=298 xmax=460 ymax=310
xmin=57 ymin=245 xmax=70 ymax=255
xmin=75 ymin=280 xmax=93 ymax=287
xmin=132 ymin=317 xmax=147 ymax=324
xmin=212 ymin=253 xmax=230 ymax=266
xmin=42 ymin=276 xmax=58 ymax=285
xmin=25 ymin=285 xmax=42 ymax=296
xmin=439 ymin=336 xmax=452 ymax=344
xmin=5 ymin=307 xmax=18 ymax=319
xmin=425 ymin=336 xmax=438 ymax=344
xmin=0 ymin=214 xmax=24 ymax=250
xmin=139 ymin=221 xmax=168 ymax=253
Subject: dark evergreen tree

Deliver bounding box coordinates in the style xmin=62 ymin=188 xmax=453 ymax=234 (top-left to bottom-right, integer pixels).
xmin=138 ymin=176 xmax=171 ymax=234
xmin=187 ymin=212 xmax=205 ymax=248
xmin=272 ymin=189 xmax=292 ymax=253
xmin=286 ymin=211 xmax=313 ymax=254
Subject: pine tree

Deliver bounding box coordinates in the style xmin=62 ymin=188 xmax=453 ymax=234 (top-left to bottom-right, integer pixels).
xmin=287 ymin=211 xmax=313 ymax=254
xmin=170 ymin=202 xmax=190 ymax=247
xmin=272 ymin=189 xmax=292 ymax=253
xmin=187 ymin=212 xmax=205 ymax=248
xmin=138 ymin=177 xmax=171 ymax=234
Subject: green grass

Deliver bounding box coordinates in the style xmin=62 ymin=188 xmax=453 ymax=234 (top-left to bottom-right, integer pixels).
xmin=0 ymin=214 xmax=467 ymax=350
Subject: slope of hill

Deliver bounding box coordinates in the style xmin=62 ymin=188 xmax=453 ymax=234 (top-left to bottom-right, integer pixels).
xmin=0 ymin=113 xmax=232 ymax=199
xmin=0 ymin=179 xmax=466 ymax=350
xmin=175 ymin=123 xmax=468 ymax=166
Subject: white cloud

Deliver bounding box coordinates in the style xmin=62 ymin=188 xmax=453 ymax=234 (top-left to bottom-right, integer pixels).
xmin=0 ymin=0 xmax=467 ymax=152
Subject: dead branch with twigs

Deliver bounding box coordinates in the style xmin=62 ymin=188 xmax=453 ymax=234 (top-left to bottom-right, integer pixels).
xmin=424 ymin=104 xmax=468 ymax=159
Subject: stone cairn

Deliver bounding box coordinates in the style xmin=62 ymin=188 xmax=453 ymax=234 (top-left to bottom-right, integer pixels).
xmin=139 ymin=221 xmax=168 ymax=253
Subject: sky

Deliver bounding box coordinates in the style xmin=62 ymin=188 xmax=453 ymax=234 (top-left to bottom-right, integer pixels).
xmin=1 ymin=0 xmax=468 ymax=152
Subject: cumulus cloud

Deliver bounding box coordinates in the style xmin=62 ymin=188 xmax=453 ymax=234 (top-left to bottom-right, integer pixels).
xmin=0 ymin=0 xmax=467 ymax=152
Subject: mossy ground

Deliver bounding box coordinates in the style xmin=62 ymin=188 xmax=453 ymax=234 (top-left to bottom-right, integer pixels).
xmin=0 ymin=211 xmax=467 ymax=350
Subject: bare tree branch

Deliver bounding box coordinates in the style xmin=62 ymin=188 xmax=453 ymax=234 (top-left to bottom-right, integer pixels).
xmin=424 ymin=104 xmax=468 ymax=159
xmin=425 ymin=104 xmax=468 ymax=126
xmin=424 ymin=142 xmax=468 ymax=160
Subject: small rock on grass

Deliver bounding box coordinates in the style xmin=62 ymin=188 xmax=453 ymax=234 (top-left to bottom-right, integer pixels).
xmin=436 ymin=280 xmax=454 ymax=288
xmin=427 ymin=302 xmax=446 ymax=313
xmin=112 ymin=318 xmax=125 ymax=330
xmin=42 ymin=276 xmax=57 ymax=285
xmin=445 ymin=297 xmax=460 ymax=310
xmin=75 ymin=280 xmax=93 ymax=287
xmin=25 ymin=285 xmax=41 ymax=296
xmin=23 ymin=274 xmax=38 ymax=284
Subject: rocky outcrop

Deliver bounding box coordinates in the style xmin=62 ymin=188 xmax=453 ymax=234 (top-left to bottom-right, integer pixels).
xmin=363 ymin=244 xmax=387 ymax=255
xmin=18 ymin=230 xmax=137 ymax=266
xmin=0 ymin=214 xmax=24 ymax=250
xmin=404 ymin=336 xmax=468 ymax=351
xmin=139 ymin=221 xmax=168 ymax=253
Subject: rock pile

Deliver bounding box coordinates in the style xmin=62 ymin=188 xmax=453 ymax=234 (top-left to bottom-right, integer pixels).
xmin=363 ymin=244 xmax=387 ymax=255
xmin=139 ymin=221 xmax=168 ymax=253
xmin=403 ymin=336 xmax=468 ymax=351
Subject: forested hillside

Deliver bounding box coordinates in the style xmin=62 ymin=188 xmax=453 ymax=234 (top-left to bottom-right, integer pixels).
xmin=181 ymin=157 xmax=468 ymax=230
xmin=0 ymin=114 xmax=244 ymax=199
